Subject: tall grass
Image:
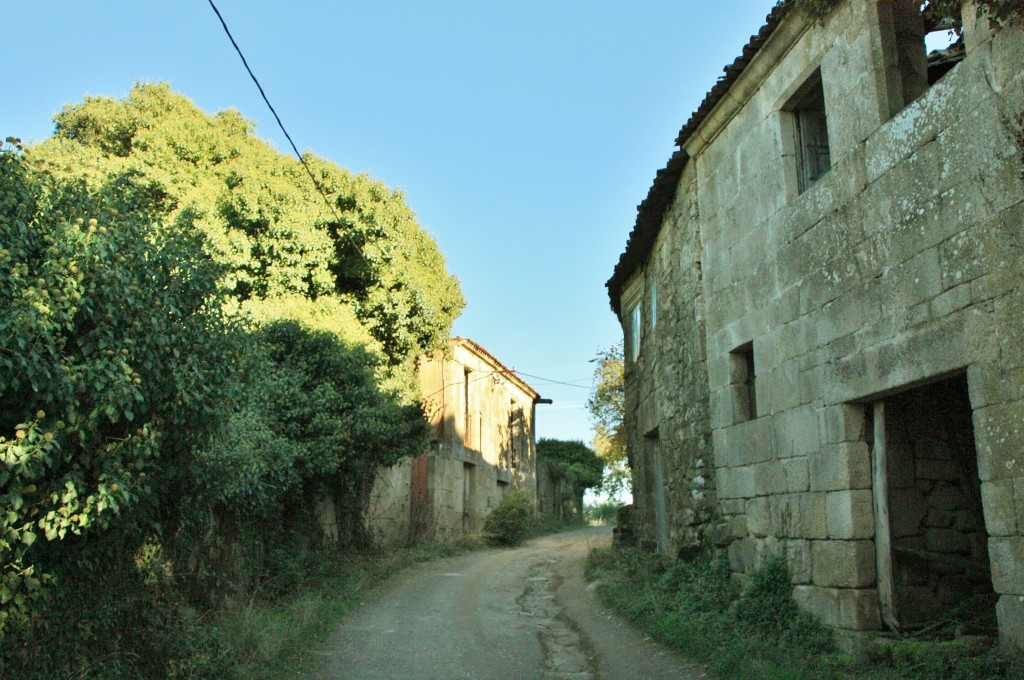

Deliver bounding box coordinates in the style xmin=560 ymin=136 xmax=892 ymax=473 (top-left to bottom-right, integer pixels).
xmin=584 ymin=547 xmax=1023 ymax=680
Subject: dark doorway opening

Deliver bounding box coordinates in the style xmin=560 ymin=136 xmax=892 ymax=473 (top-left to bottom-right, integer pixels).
xmin=871 ymin=374 xmax=996 ymax=635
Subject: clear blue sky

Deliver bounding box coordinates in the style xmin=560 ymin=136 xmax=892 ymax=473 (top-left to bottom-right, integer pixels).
xmin=5 ymin=1 xmax=779 ymax=444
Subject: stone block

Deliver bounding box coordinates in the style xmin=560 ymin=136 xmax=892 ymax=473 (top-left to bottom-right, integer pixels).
xmin=730 ymin=418 xmax=776 ymax=465
xmin=787 ymin=539 xmax=812 ymax=584
xmin=997 ymin=594 xmax=1024 ymax=652
xmin=923 ymin=510 xmax=956 ymax=529
xmin=793 ymin=585 xmax=841 ymax=628
xmin=728 ymin=537 xmax=758 ymax=574
xmin=712 ymin=427 xmax=733 ymax=468
xmin=799 ymin=364 xmax=825 ymax=406
xmin=769 ymin=493 xmax=827 ymax=539
xmin=839 ymin=588 xmax=880 ymax=631
xmin=991 ymin=20 xmax=1024 ymax=89
xmin=974 ymin=477 xmax=1015 ymax=536
xmin=798 ymin=492 xmax=828 ymax=540
xmin=746 ymin=496 xmax=771 ymax=537
xmin=773 ymin=405 xmax=823 ymax=459
xmin=996 ymin=293 xmax=1024 ymax=372
xmin=989 ymin=537 xmax=1024 ymax=594
xmin=782 ymin=456 xmax=810 ymax=493
xmin=754 ymin=461 xmax=786 ymax=496
xmin=769 ymin=361 xmax=802 ymax=412
xmin=810 ymin=442 xmax=872 ymax=491
xmin=719 ymin=499 xmax=745 ymax=515
xmin=811 ymin=540 xmax=876 ymax=588
xmin=712 ymin=522 xmax=734 ymax=547
xmin=826 ymin=489 xmax=875 ymax=540
xmin=717 ymin=465 xmax=757 ymax=500
xmin=914 ymin=457 xmax=959 ymax=482
xmin=708 ymin=354 xmax=732 ymax=391
xmin=932 ymin=283 xmax=973 ymax=318
xmin=770 ymin=285 xmax=802 ymax=328
xmin=729 ymin=514 xmax=749 ymax=539
xmin=968 ymin=361 xmax=1015 ymax=411
xmin=925 ymin=528 xmax=972 ymax=554
xmin=823 ymin=403 xmax=867 ymax=444
xmin=709 ymin=387 xmax=735 ymax=430
xmin=890 ymin=488 xmax=927 ymax=538
xmin=928 ymin=484 xmax=965 ymax=512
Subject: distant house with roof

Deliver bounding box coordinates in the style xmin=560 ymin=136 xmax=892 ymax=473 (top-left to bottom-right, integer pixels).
xmin=366 ymin=337 xmax=545 ymax=544
xmin=607 ymin=0 xmax=1024 ymax=650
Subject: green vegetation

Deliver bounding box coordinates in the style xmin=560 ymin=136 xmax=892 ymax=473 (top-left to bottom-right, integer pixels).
xmin=29 ymin=82 xmax=464 ymax=391
xmin=586 ymin=343 xmax=628 ymax=495
xmin=584 ymin=499 xmax=623 ymax=525
xmin=483 ymin=491 xmax=535 ymax=546
xmin=220 ymin=540 xmax=472 ymax=679
xmin=1 ymin=82 xmax=464 ymax=676
xmin=585 ymin=546 xmax=1023 ymax=680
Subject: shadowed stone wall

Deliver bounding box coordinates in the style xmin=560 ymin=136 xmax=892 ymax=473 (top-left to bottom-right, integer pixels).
xmin=613 ymin=0 xmax=1024 ymax=649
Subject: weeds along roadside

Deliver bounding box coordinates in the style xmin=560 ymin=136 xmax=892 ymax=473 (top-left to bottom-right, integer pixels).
xmin=221 ymin=538 xmax=485 ymax=680
xmin=583 ymin=546 xmax=1024 ymax=680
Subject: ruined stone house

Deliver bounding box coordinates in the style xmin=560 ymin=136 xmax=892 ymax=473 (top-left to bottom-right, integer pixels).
xmin=366 ymin=338 xmax=545 ymax=544
xmin=607 ymin=0 xmax=1024 ymax=649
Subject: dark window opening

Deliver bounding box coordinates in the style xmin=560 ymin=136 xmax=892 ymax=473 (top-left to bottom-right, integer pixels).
xmin=627 ymin=300 xmax=642 ymax=362
xmin=730 ymin=343 xmax=757 ymax=422
xmin=786 ymin=70 xmax=831 ymax=193
xmin=463 ymin=368 xmax=472 ymax=446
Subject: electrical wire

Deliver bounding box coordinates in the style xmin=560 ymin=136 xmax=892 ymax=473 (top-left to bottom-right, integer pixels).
xmin=205 ymin=0 xmax=357 ymax=243
xmin=205 ymin=2 xmax=598 ymax=397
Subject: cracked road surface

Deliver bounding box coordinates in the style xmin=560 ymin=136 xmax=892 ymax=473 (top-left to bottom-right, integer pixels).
xmin=311 ymin=527 xmax=707 ymax=680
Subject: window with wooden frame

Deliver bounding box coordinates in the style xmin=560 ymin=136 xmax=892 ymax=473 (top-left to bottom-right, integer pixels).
xmin=784 ymin=69 xmax=831 ymax=194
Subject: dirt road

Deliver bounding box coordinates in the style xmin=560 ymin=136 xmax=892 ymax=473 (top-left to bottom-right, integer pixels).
xmin=311 ymin=527 xmax=707 ymax=680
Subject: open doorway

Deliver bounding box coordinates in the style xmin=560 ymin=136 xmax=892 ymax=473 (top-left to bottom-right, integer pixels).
xmin=869 ymin=374 xmax=996 ymax=636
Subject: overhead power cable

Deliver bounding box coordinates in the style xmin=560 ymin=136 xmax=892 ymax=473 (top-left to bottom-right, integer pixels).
xmin=512 ymin=371 xmax=591 ymax=390
xmin=205 ymin=0 xmax=341 ymax=224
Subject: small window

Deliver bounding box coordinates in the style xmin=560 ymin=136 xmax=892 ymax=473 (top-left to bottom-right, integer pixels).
xmin=628 ymin=301 xmax=642 ymax=362
xmin=786 ymin=70 xmax=831 ymax=194
xmin=650 ymin=279 xmax=657 ymax=330
xmin=730 ymin=343 xmax=757 ymax=421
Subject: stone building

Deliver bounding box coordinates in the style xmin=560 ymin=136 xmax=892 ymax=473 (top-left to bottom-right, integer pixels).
xmin=366 ymin=338 xmax=544 ymax=544
xmin=607 ymin=0 xmax=1024 ymax=649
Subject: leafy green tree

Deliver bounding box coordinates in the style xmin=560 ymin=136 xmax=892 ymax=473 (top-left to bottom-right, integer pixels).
xmin=586 ymin=343 xmax=629 ymax=495
xmin=0 ymin=138 xmax=236 ymax=636
xmin=536 ymin=438 xmax=604 ymax=490
xmin=28 ymin=83 xmax=464 ymax=388
xmin=537 ymin=438 xmax=603 ymax=519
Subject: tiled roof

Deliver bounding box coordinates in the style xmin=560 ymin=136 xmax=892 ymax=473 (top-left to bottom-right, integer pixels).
xmin=606 ymin=1 xmax=794 ymax=314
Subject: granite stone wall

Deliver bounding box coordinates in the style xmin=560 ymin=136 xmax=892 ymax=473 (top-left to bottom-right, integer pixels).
xmin=616 ymin=0 xmax=1024 ymax=649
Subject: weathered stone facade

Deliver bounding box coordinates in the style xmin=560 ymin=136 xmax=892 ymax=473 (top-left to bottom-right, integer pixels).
xmin=366 ymin=338 xmax=541 ymax=544
xmin=608 ymin=0 xmax=1024 ymax=650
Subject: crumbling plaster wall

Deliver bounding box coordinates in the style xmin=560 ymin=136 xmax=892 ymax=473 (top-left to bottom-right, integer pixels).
xmin=619 ymin=0 xmax=1024 ymax=649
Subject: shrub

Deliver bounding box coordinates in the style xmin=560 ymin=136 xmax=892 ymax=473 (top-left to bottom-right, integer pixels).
xmin=483 ymin=491 xmax=534 ymax=546
xmin=585 ymin=499 xmax=623 ymax=525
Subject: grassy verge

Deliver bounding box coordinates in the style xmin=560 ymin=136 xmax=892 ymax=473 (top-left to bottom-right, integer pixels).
xmin=584 ymin=546 xmax=1023 ymax=680
xmin=217 ymin=541 xmax=477 ymax=679
xmin=221 ymin=511 xmax=586 ymax=678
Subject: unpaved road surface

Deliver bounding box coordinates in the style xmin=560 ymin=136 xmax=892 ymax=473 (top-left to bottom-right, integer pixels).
xmin=311 ymin=527 xmax=707 ymax=680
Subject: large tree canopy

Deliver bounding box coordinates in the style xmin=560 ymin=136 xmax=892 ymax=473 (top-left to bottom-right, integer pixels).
xmin=26 ymin=82 xmax=464 ymax=381
xmin=1 ymin=84 xmax=464 ymax=669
